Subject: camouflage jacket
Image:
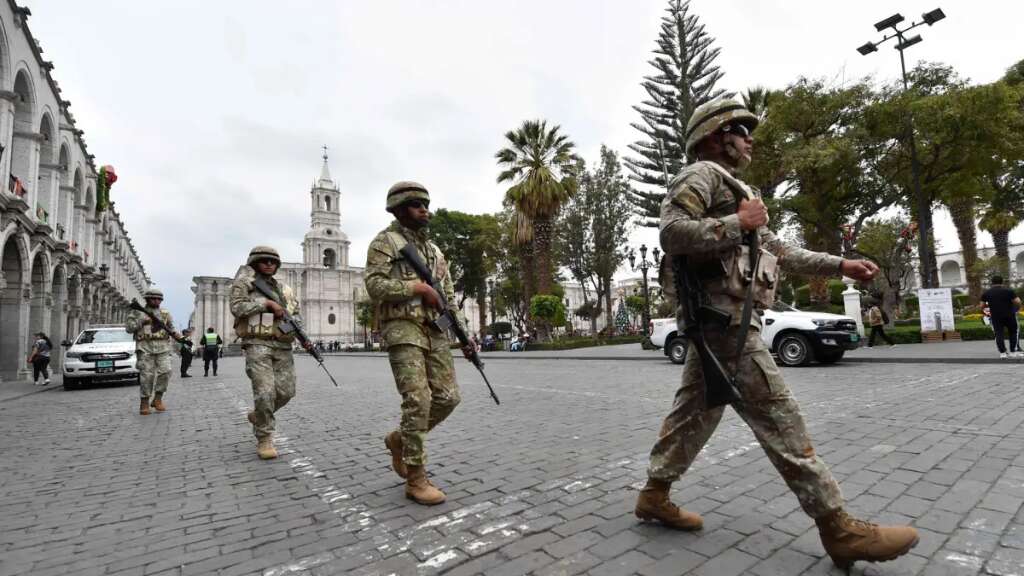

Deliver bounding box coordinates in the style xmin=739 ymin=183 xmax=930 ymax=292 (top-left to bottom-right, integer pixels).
xmin=660 ymin=160 xmax=843 ymax=328
xmin=125 ymin=307 xmax=176 ymax=354
xmin=229 ymin=266 xmax=301 ymax=350
xmin=364 ymin=221 xmax=462 ymax=348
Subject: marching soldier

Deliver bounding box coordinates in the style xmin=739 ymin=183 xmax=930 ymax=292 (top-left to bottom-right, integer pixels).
xmin=126 ymin=287 xmax=179 ymax=415
xmin=364 ymin=181 xmax=474 ymax=505
xmin=636 ymin=97 xmax=919 ymax=569
xmin=229 ymin=246 xmax=309 ymax=460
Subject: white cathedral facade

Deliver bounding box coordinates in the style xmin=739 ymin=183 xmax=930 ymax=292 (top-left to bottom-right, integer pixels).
xmin=190 ymin=157 xmax=365 ymax=346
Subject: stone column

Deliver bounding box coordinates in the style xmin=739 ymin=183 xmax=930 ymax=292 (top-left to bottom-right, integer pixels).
xmin=842 ymin=279 xmax=865 ymax=337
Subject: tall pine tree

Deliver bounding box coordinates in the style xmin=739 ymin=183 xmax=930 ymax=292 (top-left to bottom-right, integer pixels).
xmin=625 ymin=0 xmax=725 ymax=226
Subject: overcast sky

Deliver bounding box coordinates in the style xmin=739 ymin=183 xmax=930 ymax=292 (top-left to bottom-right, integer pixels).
xmin=24 ymin=0 xmax=1024 ymax=322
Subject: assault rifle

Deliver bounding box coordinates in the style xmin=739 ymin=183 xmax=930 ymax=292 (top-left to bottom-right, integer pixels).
xmin=128 ymin=299 xmax=189 ymax=345
xmin=398 ymin=244 xmax=501 ymax=405
xmin=251 ymin=276 xmax=340 ymax=388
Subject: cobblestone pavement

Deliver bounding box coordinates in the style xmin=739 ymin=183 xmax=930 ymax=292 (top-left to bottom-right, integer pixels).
xmin=2 ymin=354 xmax=1023 ymax=576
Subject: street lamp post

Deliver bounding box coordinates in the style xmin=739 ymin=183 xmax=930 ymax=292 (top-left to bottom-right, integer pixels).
xmin=487 ymin=278 xmax=496 ymax=327
xmin=857 ymin=8 xmax=945 ymax=289
xmin=628 ymin=244 xmax=660 ymax=337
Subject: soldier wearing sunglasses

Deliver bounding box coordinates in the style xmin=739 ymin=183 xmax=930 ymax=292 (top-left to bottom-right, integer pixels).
xmin=364 ymin=181 xmax=474 ymax=506
xmin=635 ymin=97 xmax=918 ymax=570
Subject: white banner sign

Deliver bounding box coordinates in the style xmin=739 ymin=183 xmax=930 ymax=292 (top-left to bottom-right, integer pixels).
xmin=918 ymin=288 xmax=955 ymax=332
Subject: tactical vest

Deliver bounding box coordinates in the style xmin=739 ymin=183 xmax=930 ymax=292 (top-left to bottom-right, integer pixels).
xmin=137 ymin=310 xmax=172 ymax=341
xmin=378 ymin=230 xmax=446 ymax=325
xmin=233 ymin=276 xmax=297 ymax=343
xmin=202 ymin=332 xmax=220 ymax=346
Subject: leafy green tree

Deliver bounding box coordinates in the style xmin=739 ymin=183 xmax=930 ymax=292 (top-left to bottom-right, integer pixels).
xmin=853 ymin=217 xmax=918 ymax=326
xmin=748 ymin=77 xmax=898 ymax=305
xmin=625 ymin=0 xmax=725 ymax=226
xmin=529 ymin=295 xmax=566 ymax=337
xmin=429 ymin=209 xmax=501 ymax=331
xmin=355 ymin=299 xmax=375 ymax=347
xmin=557 ymin=146 xmax=634 ymax=334
xmin=625 ymin=294 xmax=647 ymax=328
xmin=496 ymin=119 xmax=578 ymax=300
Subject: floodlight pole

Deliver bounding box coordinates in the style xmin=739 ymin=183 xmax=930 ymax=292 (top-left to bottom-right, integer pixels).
xmin=859 ymin=10 xmax=944 ymax=289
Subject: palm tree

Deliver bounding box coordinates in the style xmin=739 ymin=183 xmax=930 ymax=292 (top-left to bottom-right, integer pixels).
xmin=742 ymin=86 xmax=773 ymax=121
xmin=496 ymin=119 xmax=578 ymax=298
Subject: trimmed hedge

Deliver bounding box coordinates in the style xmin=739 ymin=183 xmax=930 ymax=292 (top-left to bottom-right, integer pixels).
xmin=527 ymin=335 xmax=645 ymax=351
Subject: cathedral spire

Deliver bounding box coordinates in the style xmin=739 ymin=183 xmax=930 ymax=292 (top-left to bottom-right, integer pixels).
xmin=319 ymin=145 xmax=332 ymax=184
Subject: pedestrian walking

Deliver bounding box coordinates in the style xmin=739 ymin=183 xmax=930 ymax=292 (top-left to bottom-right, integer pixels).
xmin=126 ymin=287 xmax=180 ymax=415
xmin=230 ymin=246 xmax=311 ymax=460
xmin=866 ymin=303 xmax=895 ymax=347
xmin=981 ymin=275 xmax=1022 ymax=359
xmin=200 ymin=326 xmax=223 ymax=376
xmin=178 ymin=328 xmax=194 ymax=378
xmin=365 ymin=181 xmax=476 ymax=506
xmin=28 ymin=332 xmax=52 ymax=386
xmin=638 ymin=97 xmax=918 ymax=570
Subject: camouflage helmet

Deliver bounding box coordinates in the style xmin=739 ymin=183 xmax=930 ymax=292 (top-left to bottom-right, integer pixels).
xmin=386 ymin=181 xmax=430 ymax=212
xmin=247 ymin=245 xmax=281 ymax=266
xmin=684 ymin=97 xmax=759 ymax=157
xmin=143 ymin=286 xmax=164 ymax=300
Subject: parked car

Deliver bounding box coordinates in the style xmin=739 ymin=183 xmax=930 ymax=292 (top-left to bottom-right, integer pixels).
xmin=650 ymin=302 xmax=861 ymax=367
xmin=61 ymin=325 xmax=139 ymax=389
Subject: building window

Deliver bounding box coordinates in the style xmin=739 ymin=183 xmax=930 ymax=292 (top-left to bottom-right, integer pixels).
xmin=325 ymin=196 xmax=332 ymax=212
xmin=326 ymin=229 xmax=332 ymax=236
xmin=328 ymin=313 xmax=336 ymax=325
xmin=323 ymin=248 xmax=337 ymax=268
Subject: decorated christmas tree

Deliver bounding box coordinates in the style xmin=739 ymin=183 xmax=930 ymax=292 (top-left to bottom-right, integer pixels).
xmin=615 ymin=298 xmax=630 ymax=335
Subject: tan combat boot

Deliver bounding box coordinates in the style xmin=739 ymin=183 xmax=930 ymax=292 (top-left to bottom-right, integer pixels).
xmin=151 ymin=394 xmax=166 ymax=412
xmin=634 ymin=479 xmax=703 ymax=530
xmin=257 ymin=436 xmax=278 ymax=460
xmin=384 ymin=431 xmax=408 ymax=479
xmin=405 ymin=465 xmax=445 ymax=505
xmin=139 ymin=398 xmax=150 ymax=415
xmin=816 ymin=509 xmax=919 ymax=569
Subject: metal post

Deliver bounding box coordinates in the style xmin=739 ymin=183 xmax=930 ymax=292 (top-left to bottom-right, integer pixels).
xmin=898 ymin=35 xmax=935 ymax=289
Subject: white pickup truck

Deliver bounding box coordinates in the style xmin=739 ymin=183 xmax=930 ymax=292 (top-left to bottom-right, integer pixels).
xmin=650 ymin=302 xmax=861 ymax=367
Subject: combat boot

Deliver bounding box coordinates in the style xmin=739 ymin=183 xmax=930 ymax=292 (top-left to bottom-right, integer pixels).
xmin=405 ymin=465 xmax=445 ymax=505
xmin=139 ymin=398 xmax=151 ymax=415
xmin=151 ymin=394 xmax=166 ymax=412
xmin=257 ymin=436 xmax=278 ymax=460
xmin=816 ymin=509 xmax=918 ymax=569
xmin=634 ymin=479 xmax=703 ymax=530
xmin=384 ymin=430 xmax=408 ymax=479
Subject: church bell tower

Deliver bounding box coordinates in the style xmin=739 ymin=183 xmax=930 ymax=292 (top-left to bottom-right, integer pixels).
xmin=302 ymin=147 xmax=349 ymax=268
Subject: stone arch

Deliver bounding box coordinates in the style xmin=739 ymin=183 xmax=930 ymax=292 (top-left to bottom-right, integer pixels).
xmin=56 ymin=144 xmax=72 ymax=240
xmin=940 ymin=260 xmax=962 ymax=286
xmin=37 ymin=112 xmax=57 ymax=225
xmin=323 ymin=248 xmax=337 ymax=269
xmin=0 ymin=232 xmax=29 ymax=379
xmin=0 ymin=18 xmax=10 ymax=88
xmin=50 ymin=263 xmax=67 ymax=357
xmin=28 ymin=250 xmax=49 ymax=346
xmin=10 ymin=67 xmax=36 ymax=200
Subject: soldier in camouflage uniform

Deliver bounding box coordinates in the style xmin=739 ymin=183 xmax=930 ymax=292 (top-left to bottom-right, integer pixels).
xmin=365 ymin=181 xmax=475 ymax=505
xmin=636 ymin=97 xmax=919 ymax=569
xmin=230 ymin=246 xmax=310 ymax=460
xmin=126 ymin=287 xmax=179 ymax=415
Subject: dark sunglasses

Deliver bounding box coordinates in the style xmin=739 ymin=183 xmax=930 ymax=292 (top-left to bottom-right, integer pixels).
xmin=255 ymin=258 xmax=279 ymax=266
xmin=720 ymin=122 xmax=753 ymax=138
xmin=405 ymin=200 xmax=430 ymax=210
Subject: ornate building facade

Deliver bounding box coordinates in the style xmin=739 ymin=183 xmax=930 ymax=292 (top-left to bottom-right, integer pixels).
xmin=191 ymin=157 xmax=365 ymax=345
xmin=0 ymin=3 xmax=151 ymax=381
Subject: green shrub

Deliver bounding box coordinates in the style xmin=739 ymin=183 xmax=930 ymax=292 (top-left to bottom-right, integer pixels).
xmin=795 ymin=285 xmax=810 ymax=307
xmin=528 ymin=335 xmax=644 ymax=351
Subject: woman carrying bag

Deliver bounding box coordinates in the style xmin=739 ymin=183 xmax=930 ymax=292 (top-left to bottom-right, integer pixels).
xmin=28 ymin=332 xmax=53 ymax=386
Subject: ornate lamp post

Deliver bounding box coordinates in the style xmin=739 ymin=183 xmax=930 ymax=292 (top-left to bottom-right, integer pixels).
xmin=628 ymin=244 xmax=660 ymax=337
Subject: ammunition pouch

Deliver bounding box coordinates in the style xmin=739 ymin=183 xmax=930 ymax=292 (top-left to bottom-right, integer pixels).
xmin=704 ymin=245 xmax=778 ymax=310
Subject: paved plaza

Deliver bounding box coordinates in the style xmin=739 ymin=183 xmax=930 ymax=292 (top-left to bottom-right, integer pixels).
xmin=3 ymin=351 xmax=1024 ymax=576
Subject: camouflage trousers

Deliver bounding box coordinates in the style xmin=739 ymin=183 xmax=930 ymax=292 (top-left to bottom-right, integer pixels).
xmin=137 ymin=350 xmax=172 ymax=399
xmin=387 ymin=337 xmax=461 ymax=467
xmin=647 ymin=326 xmax=843 ymax=519
xmin=243 ymin=343 xmax=296 ymax=439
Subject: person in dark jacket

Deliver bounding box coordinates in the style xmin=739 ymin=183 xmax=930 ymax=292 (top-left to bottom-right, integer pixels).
xmin=201 ymin=327 xmax=224 ymax=376
xmin=179 ymin=328 xmax=194 ymax=378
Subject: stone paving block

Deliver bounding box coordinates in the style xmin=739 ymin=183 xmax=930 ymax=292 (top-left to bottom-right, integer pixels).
xmin=532 ymin=550 xmax=603 ymax=576
xmin=749 ymin=547 xmax=817 ymax=576
xmin=919 ymin=550 xmax=984 ymax=576
xmin=587 ymin=550 xmax=656 ymax=576
xmin=690 ymin=548 xmax=758 ymax=576
xmin=917 ymin=508 xmax=966 ymax=534
xmin=481 ymin=550 xmax=555 ymax=576
xmin=682 ymin=528 xmax=744 ymax=557
xmin=735 ymin=528 xmax=795 ymax=559
xmin=984 ymin=546 xmax=1024 ymax=576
